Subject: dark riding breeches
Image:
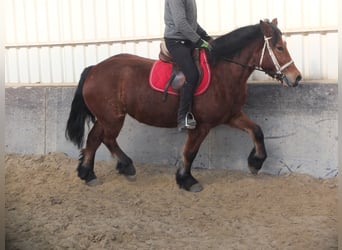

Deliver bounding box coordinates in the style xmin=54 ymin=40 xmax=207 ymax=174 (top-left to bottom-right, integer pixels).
xmin=164 ymin=38 xmax=199 ymax=88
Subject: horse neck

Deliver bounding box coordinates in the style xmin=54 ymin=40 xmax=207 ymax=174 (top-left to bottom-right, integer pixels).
xmin=213 ymin=36 xmax=264 ymax=84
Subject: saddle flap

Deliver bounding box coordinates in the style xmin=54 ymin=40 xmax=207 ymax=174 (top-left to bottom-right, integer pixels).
xmin=171 ymin=71 xmax=186 ymax=90
xmin=150 ymin=49 xmax=211 ymax=97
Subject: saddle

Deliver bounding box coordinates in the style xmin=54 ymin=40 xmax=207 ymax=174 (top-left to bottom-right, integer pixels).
xmin=149 ymin=41 xmax=211 ymax=101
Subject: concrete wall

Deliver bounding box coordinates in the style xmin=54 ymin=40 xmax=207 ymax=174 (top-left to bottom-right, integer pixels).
xmin=5 ymin=83 xmax=337 ymax=178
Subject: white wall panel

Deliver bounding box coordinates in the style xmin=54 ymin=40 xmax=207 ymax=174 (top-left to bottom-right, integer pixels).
xmin=5 ymin=0 xmax=338 ymax=84
xmin=27 ymin=48 xmax=40 ymax=83
xmin=324 ymin=33 xmax=338 ymax=79
xmin=62 ymin=46 xmax=74 ymax=83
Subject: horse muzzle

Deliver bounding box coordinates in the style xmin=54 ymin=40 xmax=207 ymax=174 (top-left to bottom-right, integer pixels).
xmin=280 ymin=73 xmax=302 ymax=87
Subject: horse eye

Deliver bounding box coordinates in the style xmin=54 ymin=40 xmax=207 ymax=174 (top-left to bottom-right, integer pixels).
xmin=276 ymin=46 xmax=284 ymax=52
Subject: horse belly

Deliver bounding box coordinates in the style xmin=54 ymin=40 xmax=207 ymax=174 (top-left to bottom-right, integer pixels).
xmin=126 ymin=90 xmax=179 ymax=128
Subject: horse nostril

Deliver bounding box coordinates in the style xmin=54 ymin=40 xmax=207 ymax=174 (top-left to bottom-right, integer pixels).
xmin=296 ymin=75 xmax=302 ymax=82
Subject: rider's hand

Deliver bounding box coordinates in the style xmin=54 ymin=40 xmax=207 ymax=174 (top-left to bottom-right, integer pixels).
xmin=195 ymin=38 xmax=213 ymax=51
xmin=202 ymin=34 xmax=214 ymax=43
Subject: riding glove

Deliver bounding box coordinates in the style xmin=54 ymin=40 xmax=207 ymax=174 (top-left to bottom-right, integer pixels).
xmin=195 ymin=38 xmax=213 ymax=51
xmin=202 ymin=34 xmax=214 ymax=43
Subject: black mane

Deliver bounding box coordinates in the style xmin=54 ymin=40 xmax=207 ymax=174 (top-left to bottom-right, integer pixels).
xmin=211 ymin=22 xmax=281 ymax=61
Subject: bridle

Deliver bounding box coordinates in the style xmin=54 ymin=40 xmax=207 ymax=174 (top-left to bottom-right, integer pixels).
xmin=258 ymin=36 xmax=294 ymax=83
xmin=221 ymin=35 xmax=294 ymax=85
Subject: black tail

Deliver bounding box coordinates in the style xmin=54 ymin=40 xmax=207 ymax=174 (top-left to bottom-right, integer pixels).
xmin=65 ymin=66 xmax=95 ymax=149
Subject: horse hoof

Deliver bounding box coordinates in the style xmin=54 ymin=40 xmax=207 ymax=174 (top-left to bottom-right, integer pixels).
xmin=189 ymin=183 xmax=203 ymax=192
xmin=116 ymin=162 xmax=136 ymax=176
xmin=247 ymin=148 xmax=266 ymax=175
xmin=248 ymin=165 xmax=259 ymax=175
xmin=176 ymin=169 xmax=202 ymax=192
xmin=125 ymin=174 xmax=137 ymax=182
xmin=86 ymin=178 xmax=102 ymax=186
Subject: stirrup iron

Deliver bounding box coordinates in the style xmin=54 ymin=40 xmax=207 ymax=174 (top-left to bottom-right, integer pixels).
xmin=185 ymin=112 xmax=196 ymax=129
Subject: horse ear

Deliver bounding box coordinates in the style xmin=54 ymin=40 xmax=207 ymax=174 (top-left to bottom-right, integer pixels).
xmin=272 ymin=18 xmax=278 ymax=26
xmin=260 ymin=19 xmax=270 ymax=24
xmin=259 ymin=20 xmax=273 ymax=37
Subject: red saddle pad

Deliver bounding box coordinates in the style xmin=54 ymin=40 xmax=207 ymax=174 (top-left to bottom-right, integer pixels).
xmin=149 ymin=50 xmax=211 ymax=96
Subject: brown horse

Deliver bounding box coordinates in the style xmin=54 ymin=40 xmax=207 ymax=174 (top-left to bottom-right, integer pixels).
xmin=66 ymin=19 xmax=301 ymax=192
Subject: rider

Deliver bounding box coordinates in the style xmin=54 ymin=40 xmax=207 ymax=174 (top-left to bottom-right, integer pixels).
xmin=164 ymin=0 xmax=213 ymax=131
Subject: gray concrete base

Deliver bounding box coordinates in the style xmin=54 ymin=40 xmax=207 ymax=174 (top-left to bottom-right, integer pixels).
xmin=5 ymin=83 xmax=337 ymax=178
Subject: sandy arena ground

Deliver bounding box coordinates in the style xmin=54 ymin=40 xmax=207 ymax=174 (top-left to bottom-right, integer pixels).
xmin=5 ymin=153 xmax=337 ymax=250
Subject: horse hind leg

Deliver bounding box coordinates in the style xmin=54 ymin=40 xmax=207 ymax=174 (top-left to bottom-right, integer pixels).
xmin=78 ymin=117 xmax=135 ymax=185
xmin=112 ymin=143 xmax=136 ymax=179
xmin=77 ymin=121 xmax=103 ymax=186
xmin=102 ymin=118 xmax=136 ymax=179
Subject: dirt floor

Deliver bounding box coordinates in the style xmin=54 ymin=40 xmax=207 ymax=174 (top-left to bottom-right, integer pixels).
xmin=5 ymin=153 xmax=338 ymax=250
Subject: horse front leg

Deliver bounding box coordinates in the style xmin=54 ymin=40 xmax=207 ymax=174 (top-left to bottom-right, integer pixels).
xmin=228 ymin=111 xmax=267 ymax=174
xmin=176 ymin=125 xmax=210 ymax=192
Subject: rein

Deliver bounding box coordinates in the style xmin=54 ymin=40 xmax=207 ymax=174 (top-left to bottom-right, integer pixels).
xmin=221 ymin=57 xmax=263 ymax=72
xmin=219 ymin=36 xmax=294 ymax=84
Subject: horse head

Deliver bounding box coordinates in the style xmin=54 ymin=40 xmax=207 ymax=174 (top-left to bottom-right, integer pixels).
xmin=259 ymin=18 xmax=302 ymax=87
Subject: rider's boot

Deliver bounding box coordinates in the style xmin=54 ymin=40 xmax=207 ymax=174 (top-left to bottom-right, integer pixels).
xmin=177 ymin=83 xmax=196 ymax=131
